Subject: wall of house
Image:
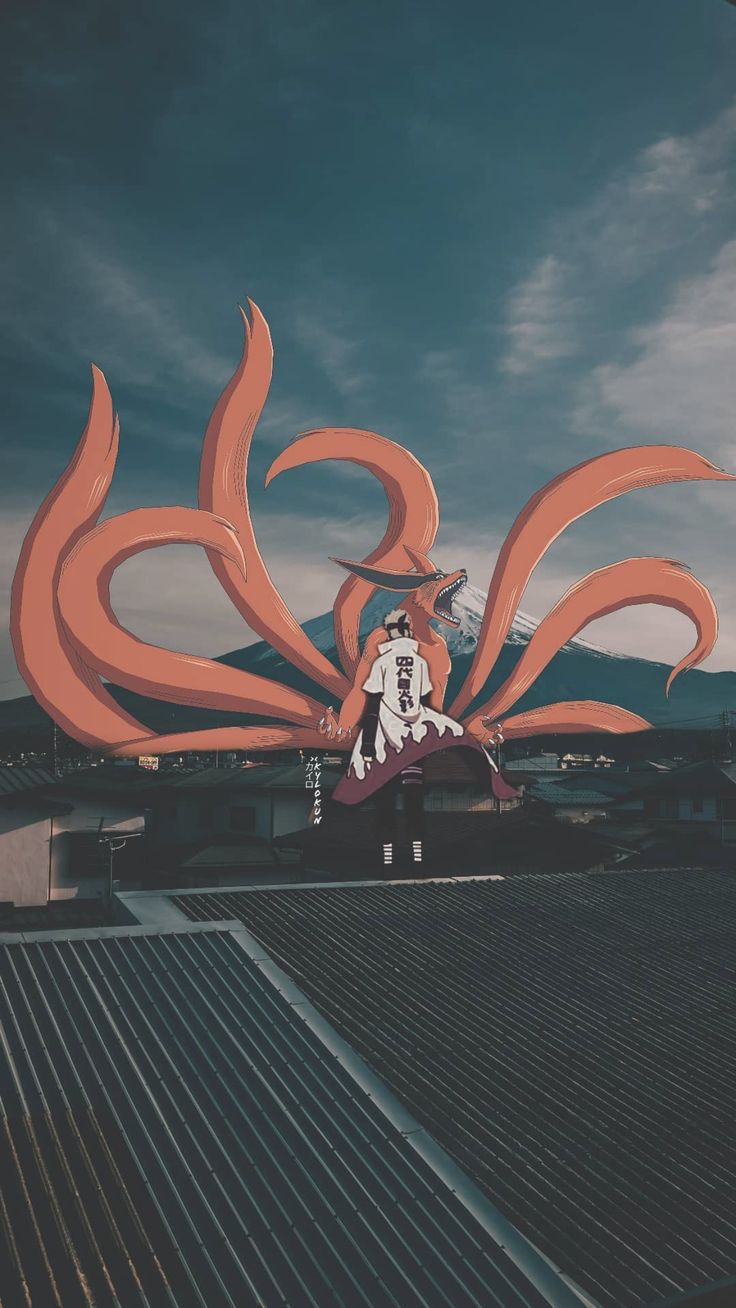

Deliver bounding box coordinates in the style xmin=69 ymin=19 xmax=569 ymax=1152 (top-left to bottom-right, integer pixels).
xmin=273 ymin=795 xmax=315 ymax=837
xmin=675 ymin=797 xmax=717 ymax=821
xmin=646 ymin=796 xmax=718 ymax=822
xmin=153 ymin=794 xmax=272 ymax=844
xmin=153 ymin=791 xmax=319 ymax=844
xmin=0 ymin=810 xmax=51 ymax=907
xmin=52 ymin=800 xmax=146 ymax=900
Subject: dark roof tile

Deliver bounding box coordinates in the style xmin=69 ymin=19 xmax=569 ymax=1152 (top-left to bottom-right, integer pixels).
xmin=0 ymin=926 xmax=560 ymax=1308
xmin=172 ymin=869 xmax=736 ymax=1308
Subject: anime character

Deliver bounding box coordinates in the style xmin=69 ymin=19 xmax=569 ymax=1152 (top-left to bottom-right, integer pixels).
xmin=341 ymin=605 xmax=465 ymax=868
xmin=10 ymin=302 xmax=732 ymax=772
xmin=320 ymin=555 xmax=519 ymax=830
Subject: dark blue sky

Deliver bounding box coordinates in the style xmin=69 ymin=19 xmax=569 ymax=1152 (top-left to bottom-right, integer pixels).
xmin=2 ymin=0 xmax=736 ymax=695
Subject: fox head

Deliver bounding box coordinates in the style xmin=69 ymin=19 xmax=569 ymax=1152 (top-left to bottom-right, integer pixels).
xmin=331 ymin=546 xmax=467 ymax=628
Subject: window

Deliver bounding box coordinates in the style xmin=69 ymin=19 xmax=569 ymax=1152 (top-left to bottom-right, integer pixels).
xmin=229 ymin=806 xmax=256 ymax=833
xmin=692 ymin=797 xmax=703 ymax=814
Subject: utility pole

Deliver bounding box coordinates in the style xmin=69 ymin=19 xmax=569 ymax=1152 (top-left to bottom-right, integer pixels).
xmin=98 ymin=825 xmax=143 ymax=910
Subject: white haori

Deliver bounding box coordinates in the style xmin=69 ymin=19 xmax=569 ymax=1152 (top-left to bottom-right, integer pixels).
xmin=347 ymin=637 xmax=464 ymax=782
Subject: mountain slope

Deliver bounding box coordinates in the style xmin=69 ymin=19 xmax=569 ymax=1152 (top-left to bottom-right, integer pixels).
xmin=2 ymin=587 xmax=735 ymax=743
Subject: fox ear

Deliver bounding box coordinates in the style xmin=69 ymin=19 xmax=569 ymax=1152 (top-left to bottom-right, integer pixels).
xmin=329 ymin=557 xmax=430 ymax=591
xmin=404 ymin=545 xmax=437 ymax=574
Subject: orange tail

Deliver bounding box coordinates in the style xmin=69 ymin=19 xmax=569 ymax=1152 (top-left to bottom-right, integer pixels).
xmin=108 ymin=725 xmax=349 ymax=757
xmin=198 ymin=302 xmax=350 ymax=700
xmin=450 ymin=446 xmax=736 ymax=718
xmin=497 ymin=701 xmax=652 ymax=739
xmin=463 ymin=557 xmax=718 ymax=733
xmin=266 ymin=427 xmax=440 ymax=677
xmin=10 ymin=368 xmax=154 ymax=747
xmin=57 ymin=507 xmax=326 ymax=726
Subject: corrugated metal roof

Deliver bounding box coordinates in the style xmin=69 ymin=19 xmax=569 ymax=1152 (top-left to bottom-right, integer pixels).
xmin=172 ymin=870 xmax=736 ymax=1308
xmin=0 ymin=923 xmax=561 ymax=1308
xmin=0 ymin=764 xmax=55 ymax=796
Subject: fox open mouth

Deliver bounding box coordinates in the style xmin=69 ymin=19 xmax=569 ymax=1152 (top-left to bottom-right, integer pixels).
xmin=434 ymin=573 xmax=466 ymax=625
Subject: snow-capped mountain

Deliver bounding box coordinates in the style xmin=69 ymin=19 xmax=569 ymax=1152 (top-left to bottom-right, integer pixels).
xmin=2 ymin=582 xmax=734 ymax=744
xmin=293 ymin=583 xmax=625 ymax=662
xmin=210 ymin=582 xmax=732 ymax=731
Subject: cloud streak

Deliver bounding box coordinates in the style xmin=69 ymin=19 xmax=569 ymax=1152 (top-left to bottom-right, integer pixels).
xmin=500 ymin=100 xmax=736 ymax=376
xmin=573 ymin=238 xmax=736 ymax=456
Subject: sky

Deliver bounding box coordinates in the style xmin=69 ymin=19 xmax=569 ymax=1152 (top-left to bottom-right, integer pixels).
xmin=2 ymin=0 xmax=736 ymax=702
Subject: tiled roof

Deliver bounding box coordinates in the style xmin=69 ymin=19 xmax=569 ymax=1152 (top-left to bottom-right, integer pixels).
xmin=168 ymin=763 xmax=343 ymax=792
xmin=173 ymin=870 xmax=736 ymax=1308
xmin=0 ymin=764 xmax=55 ymax=796
xmin=48 ymin=762 xmax=343 ymax=801
xmin=422 ymin=750 xmax=500 ymax=785
xmin=528 ymin=783 xmax=614 ymax=806
xmin=527 ymin=772 xmax=653 ymax=803
xmin=0 ymin=923 xmax=564 ymax=1308
xmin=181 ymin=840 xmax=280 ymax=868
xmin=273 ymin=810 xmax=631 ymax=877
xmin=640 ymin=761 xmax=736 ymax=798
xmin=50 ymin=764 xmax=176 ymax=797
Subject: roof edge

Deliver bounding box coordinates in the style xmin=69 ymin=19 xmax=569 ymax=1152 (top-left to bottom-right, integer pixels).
xmin=227 ymin=920 xmax=596 ymax=1308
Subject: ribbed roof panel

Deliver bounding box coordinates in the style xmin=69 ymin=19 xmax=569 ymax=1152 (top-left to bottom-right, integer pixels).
xmin=173 ymin=870 xmax=736 ymax=1308
xmin=0 ymin=927 xmax=552 ymax=1308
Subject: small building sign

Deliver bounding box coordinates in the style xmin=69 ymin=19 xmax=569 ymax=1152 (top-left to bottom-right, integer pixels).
xmin=138 ymin=755 xmax=160 ymax=771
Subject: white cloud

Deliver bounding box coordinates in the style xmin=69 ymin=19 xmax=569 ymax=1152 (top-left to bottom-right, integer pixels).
xmin=75 ymin=247 xmax=235 ymax=392
xmin=573 ymin=238 xmax=736 ymax=460
xmin=499 ymin=255 xmax=580 ymax=376
xmin=0 ymin=499 xmax=387 ymax=697
xmin=499 ymin=100 xmax=736 ymax=376
xmin=290 ymin=303 xmax=370 ymax=399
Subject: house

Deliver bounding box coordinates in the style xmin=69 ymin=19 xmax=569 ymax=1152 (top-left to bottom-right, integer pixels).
xmin=640 ymin=760 xmax=736 ymax=842
xmin=150 ymin=762 xmax=344 ymax=849
xmin=524 ymin=764 xmax=669 ymax=824
xmin=504 ymin=751 xmax=562 ymax=774
xmin=422 ymin=749 xmax=523 ymax=814
xmin=0 ymin=767 xmax=72 ymax=907
xmin=42 ymin=765 xmax=154 ymax=897
xmin=176 ymin=835 xmax=302 ymax=886
xmin=275 ymin=806 xmax=634 ymax=878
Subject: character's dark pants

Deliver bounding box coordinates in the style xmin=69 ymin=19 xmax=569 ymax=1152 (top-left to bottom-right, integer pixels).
xmin=374 ymin=764 xmax=425 ymax=845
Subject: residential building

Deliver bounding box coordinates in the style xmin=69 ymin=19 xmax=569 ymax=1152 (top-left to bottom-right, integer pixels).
xmin=0 ymin=766 xmax=71 ymax=907
xmin=641 ymin=760 xmax=736 ymax=843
